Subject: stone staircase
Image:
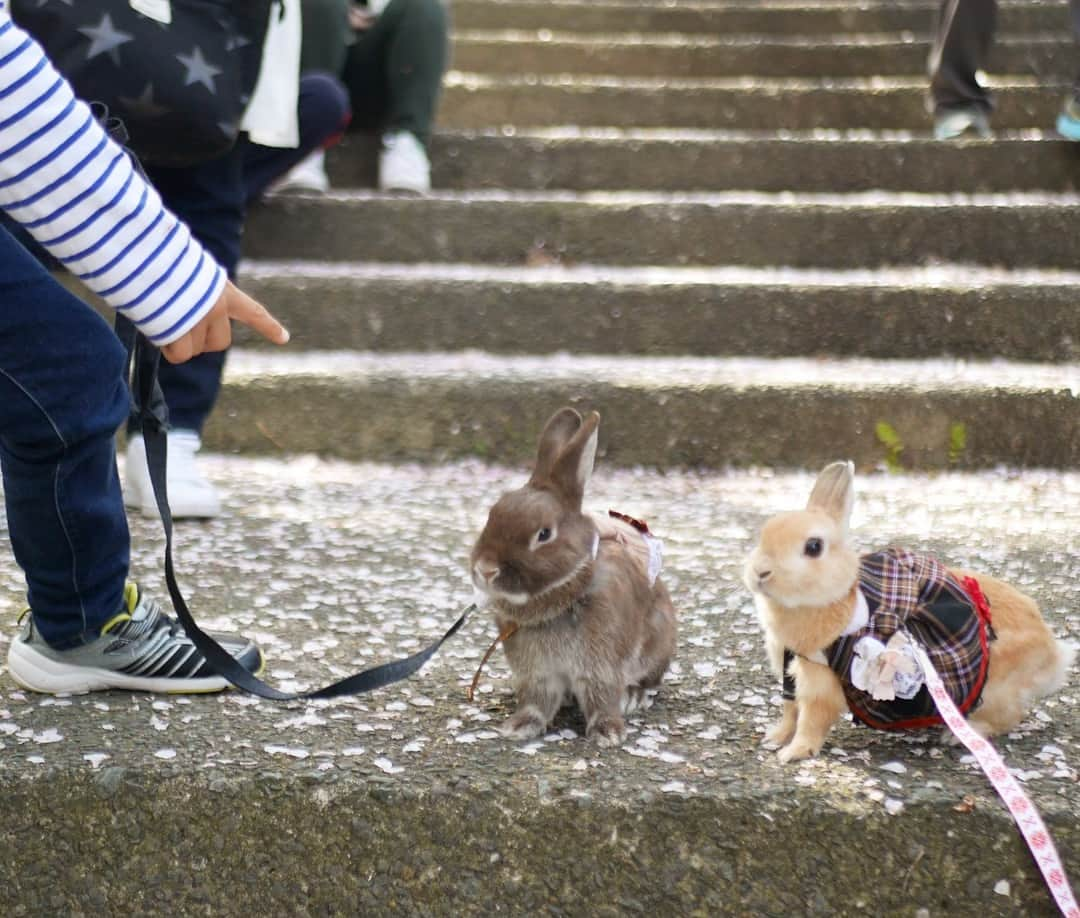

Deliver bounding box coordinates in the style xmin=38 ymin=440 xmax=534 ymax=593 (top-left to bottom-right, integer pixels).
xmin=4 ymin=2 xmax=1080 ymax=915
xmin=230 ymin=0 xmax=1079 ymax=474
xmin=2 ymin=465 xmax=1079 ymax=916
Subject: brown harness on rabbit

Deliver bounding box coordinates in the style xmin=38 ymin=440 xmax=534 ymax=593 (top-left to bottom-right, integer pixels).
xmin=467 ymin=510 xmax=662 ymax=701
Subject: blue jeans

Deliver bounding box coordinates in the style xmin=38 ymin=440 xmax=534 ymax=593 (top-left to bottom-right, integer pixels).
xmin=0 ymin=226 xmax=130 ymax=649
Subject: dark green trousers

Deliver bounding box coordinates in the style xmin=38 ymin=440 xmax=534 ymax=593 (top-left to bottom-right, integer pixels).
xmin=300 ymin=0 xmax=449 ymax=145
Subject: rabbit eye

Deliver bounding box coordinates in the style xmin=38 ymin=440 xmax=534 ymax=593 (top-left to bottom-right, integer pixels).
xmin=530 ymin=525 xmax=557 ymax=550
xmin=804 ymin=537 xmax=824 ymax=558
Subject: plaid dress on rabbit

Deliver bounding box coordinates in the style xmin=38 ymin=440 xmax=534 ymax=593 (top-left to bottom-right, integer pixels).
xmin=825 ymin=548 xmax=994 ymax=730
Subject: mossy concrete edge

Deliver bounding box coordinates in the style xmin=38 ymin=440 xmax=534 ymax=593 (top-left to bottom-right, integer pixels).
xmin=2 ymin=768 xmax=1071 ymax=916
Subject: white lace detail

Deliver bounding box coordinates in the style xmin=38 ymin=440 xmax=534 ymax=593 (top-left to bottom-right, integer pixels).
xmin=850 ymin=632 xmax=924 ymax=701
xmin=643 ymin=533 xmax=663 ymax=586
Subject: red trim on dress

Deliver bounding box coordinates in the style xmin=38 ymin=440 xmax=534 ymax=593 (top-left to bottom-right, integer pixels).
xmin=608 ymin=509 xmax=650 ymax=534
xmin=961 ymin=575 xmax=993 ymax=627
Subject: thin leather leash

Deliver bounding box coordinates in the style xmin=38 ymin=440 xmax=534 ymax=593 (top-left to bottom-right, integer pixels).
xmin=467 ymin=620 xmax=518 ymax=702
xmin=116 ymin=316 xmax=474 ymax=700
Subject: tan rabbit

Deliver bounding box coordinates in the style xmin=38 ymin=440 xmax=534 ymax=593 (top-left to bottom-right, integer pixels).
xmin=743 ymin=461 xmax=1075 ymax=763
xmin=470 ymin=407 xmax=677 ymax=745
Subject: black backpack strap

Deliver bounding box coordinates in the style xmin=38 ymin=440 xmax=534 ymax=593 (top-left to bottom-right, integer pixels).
xmin=119 ymin=315 xmax=473 ymax=700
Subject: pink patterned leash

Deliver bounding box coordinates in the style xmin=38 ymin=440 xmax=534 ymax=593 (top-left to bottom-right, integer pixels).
xmin=908 ymin=639 xmax=1080 ymax=917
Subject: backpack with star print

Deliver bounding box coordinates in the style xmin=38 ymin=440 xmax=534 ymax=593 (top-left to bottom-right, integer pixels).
xmin=12 ymin=0 xmax=276 ymax=166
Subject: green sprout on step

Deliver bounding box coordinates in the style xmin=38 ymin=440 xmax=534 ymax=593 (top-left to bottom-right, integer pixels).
xmin=948 ymin=422 xmax=968 ymax=467
xmin=875 ymin=421 xmax=904 ymax=473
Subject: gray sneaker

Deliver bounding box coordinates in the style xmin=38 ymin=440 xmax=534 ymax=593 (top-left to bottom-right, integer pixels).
xmin=6 ymin=583 xmax=263 ymax=694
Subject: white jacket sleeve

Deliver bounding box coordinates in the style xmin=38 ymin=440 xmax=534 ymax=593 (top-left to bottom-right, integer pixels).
xmin=0 ymin=3 xmax=227 ymax=345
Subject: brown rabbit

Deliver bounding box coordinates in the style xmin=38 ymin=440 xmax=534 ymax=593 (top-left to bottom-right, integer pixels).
xmin=470 ymin=407 xmax=677 ymax=745
xmin=743 ymin=461 xmax=1075 ymax=763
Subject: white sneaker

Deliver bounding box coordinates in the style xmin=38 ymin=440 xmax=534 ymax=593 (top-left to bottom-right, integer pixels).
xmin=124 ymin=430 xmax=222 ymax=520
xmin=267 ymin=149 xmax=330 ymax=195
xmin=378 ymin=131 xmax=431 ymax=194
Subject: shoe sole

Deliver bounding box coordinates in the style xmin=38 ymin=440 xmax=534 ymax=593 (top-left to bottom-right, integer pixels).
xmin=266 ymin=184 xmax=328 ymax=196
xmin=934 ymin=129 xmax=990 ymax=141
xmin=6 ymin=639 xmax=265 ymax=695
xmin=933 ymin=123 xmax=991 ymax=141
xmin=378 ymin=185 xmax=430 ymax=195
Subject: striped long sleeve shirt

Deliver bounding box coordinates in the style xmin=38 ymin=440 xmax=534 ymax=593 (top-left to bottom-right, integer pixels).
xmin=0 ymin=1 xmax=226 ymax=345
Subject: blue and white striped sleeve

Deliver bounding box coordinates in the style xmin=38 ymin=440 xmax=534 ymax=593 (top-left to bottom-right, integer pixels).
xmin=0 ymin=3 xmax=226 ymax=345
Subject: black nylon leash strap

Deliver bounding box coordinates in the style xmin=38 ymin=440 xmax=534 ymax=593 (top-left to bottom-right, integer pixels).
xmin=117 ymin=316 xmax=474 ymax=700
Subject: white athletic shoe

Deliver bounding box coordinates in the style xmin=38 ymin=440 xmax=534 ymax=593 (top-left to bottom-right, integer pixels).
xmin=267 ymin=149 xmax=330 ymax=195
xmin=124 ymin=430 xmax=222 ymax=519
xmin=378 ymin=131 xmax=431 ymax=194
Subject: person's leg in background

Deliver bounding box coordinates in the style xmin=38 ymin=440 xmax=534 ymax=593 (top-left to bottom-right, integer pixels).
xmin=272 ymin=0 xmax=352 ymax=193
xmin=124 ymin=75 xmax=350 ymax=518
xmin=928 ymin=0 xmax=997 ymax=139
xmin=343 ymin=0 xmax=450 ymax=192
xmin=301 ymin=0 xmax=351 ymax=76
xmin=245 ymin=72 xmax=352 ymax=200
xmin=125 ymin=148 xmax=246 ymax=519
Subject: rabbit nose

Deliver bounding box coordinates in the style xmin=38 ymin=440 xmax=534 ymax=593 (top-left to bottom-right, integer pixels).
xmin=756 ymin=569 xmax=773 ymax=583
xmin=475 ymin=561 xmax=499 ymax=583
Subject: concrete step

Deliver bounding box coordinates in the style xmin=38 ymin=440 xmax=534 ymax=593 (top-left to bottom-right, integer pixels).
xmin=451 ymin=0 xmax=1071 ymax=37
xmin=202 ymin=350 xmax=1080 ymax=468
xmin=438 ymin=73 xmax=1062 ymax=130
xmin=237 ymin=261 xmax=1080 ymax=363
xmin=2 ymin=462 xmax=1078 ymax=914
xmin=243 ymin=190 xmax=1080 ymax=270
xmin=330 ymin=131 xmax=1080 ymax=193
xmin=451 ymin=32 xmax=1073 ymax=79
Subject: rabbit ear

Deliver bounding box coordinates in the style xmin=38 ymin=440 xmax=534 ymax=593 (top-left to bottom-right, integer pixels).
xmin=550 ymin=410 xmax=600 ymax=505
xmin=532 ymin=407 xmax=585 ymax=481
xmin=530 ymin=408 xmax=599 ymax=505
xmin=807 ymin=460 xmax=855 ymax=528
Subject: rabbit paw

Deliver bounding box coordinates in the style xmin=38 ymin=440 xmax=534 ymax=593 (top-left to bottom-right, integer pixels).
xmin=938 ymin=726 xmax=961 ymax=747
xmin=622 ymin=686 xmax=656 ymax=717
xmin=777 ymin=740 xmax=818 ymax=764
xmin=763 ymin=719 xmax=796 ymax=748
xmin=500 ymin=708 xmax=547 ymax=741
xmin=588 ymin=715 xmax=627 ymax=748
